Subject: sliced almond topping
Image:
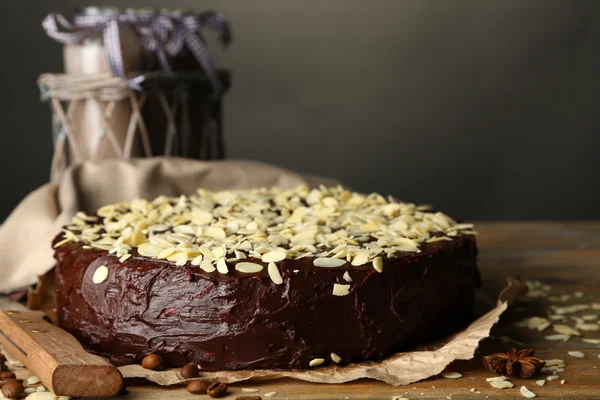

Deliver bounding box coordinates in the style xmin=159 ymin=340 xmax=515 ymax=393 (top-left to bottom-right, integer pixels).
xmin=343 ymin=271 xmax=352 ymax=282
xmin=137 ymin=243 xmax=162 ymax=258
xmin=309 ymin=358 xmax=325 ymax=367
xmin=535 ymin=380 xmax=545 ymax=386
xmin=199 ymin=259 xmax=216 ymax=273
xmin=262 ymin=250 xmax=287 ymax=263
xmin=351 ymin=252 xmax=369 ymax=266
xmin=92 ymin=265 xmax=109 ymax=284
xmin=205 ymin=226 xmax=226 ymax=239
xmin=268 ymin=262 xmax=283 ymax=285
xmin=546 ymin=375 xmax=561 ymax=381
xmin=520 ymin=386 xmax=536 ymax=398
xmin=313 ymin=257 xmax=346 ymax=268
xmin=330 ymin=352 xmax=341 ymax=363
xmin=216 ymin=258 xmax=229 ymax=274
xmin=235 ymin=262 xmax=264 ymax=273
xmin=372 ymin=256 xmax=383 ymax=273
xmin=191 ymin=255 xmax=203 ymax=266
xmin=332 ymin=283 xmax=350 ymax=296
xmin=157 ymin=247 xmax=176 ymax=259
xmin=241 ymin=388 xmax=259 ymax=393
xmin=264 ymin=392 xmax=278 ymax=398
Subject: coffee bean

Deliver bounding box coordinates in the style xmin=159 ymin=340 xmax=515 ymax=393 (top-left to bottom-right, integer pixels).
xmin=236 ymin=397 xmax=262 ymax=400
xmin=141 ymin=354 xmax=162 ymax=370
xmin=207 ymin=381 xmax=228 ymax=398
xmin=186 ymin=380 xmax=208 ymax=394
xmin=0 ymin=372 xmax=16 ymax=380
xmin=1 ymin=380 xmax=24 ymax=399
xmin=180 ymin=364 xmax=199 ymax=379
xmin=0 ymin=379 xmax=22 ymax=387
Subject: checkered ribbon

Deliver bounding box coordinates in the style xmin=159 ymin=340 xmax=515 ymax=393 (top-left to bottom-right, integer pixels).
xmin=42 ymin=11 xmax=231 ymax=95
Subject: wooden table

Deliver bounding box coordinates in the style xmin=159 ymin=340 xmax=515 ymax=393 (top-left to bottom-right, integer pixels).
xmin=2 ymin=222 xmax=600 ymax=399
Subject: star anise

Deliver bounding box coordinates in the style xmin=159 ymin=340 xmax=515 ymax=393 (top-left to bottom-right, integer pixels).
xmin=482 ymin=348 xmax=546 ymax=378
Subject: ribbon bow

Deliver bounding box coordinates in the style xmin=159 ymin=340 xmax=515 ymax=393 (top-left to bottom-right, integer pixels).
xmin=42 ymin=10 xmax=232 ymax=95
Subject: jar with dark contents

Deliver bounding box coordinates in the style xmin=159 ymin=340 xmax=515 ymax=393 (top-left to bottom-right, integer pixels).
xmin=139 ymin=8 xmax=231 ymax=160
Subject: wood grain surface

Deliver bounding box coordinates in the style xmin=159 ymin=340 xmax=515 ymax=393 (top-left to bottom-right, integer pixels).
xmin=2 ymin=222 xmax=600 ymax=399
xmin=0 ymin=310 xmax=123 ymax=397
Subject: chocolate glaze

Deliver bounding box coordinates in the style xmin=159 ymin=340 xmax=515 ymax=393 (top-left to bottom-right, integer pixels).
xmin=54 ymin=235 xmax=480 ymax=370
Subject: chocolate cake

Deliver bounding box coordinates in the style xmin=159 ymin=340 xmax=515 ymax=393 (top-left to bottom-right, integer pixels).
xmin=53 ymin=186 xmax=480 ymax=370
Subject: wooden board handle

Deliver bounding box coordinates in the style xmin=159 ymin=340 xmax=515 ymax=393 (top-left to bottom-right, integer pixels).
xmin=0 ymin=310 xmax=123 ymax=397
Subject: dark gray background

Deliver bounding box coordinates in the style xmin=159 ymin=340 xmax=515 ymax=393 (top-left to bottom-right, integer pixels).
xmin=1 ymin=0 xmax=599 ymax=222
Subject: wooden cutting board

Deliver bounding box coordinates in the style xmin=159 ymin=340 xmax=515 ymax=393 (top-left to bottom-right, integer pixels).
xmin=2 ymin=222 xmax=600 ymax=399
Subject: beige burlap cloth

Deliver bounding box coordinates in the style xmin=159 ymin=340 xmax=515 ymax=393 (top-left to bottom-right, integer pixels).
xmin=0 ymin=157 xmax=521 ymax=386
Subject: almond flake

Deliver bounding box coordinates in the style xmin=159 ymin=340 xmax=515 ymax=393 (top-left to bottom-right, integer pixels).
xmin=332 ymin=283 xmax=350 ymax=296
xmin=309 ymin=358 xmax=325 ymax=367
xmin=235 ymin=262 xmax=263 ymax=273
xmin=489 ymin=380 xmax=513 ymax=389
xmin=535 ymin=380 xmax=545 ymax=387
xmin=546 ymin=375 xmax=560 ymax=381
xmin=157 ymin=247 xmax=176 ymax=259
xmin=543 ymin=359 xmax=565 ymax=366
xmin=137 ymin=242 xmax=162 ymax=258
xmin=330 ymin=352 xmax=341 ymax=363
xmin=582 ymin=338 xmax=600 ymax=344
xmin=264 ymin=392 xmax=278 ymax=398
xmin=205 ymin=226 xmax=226 ymax=239
xmin=582 ymin=314 xmax=598 ymax=321
xmin=553 ymin=324 xmax=581 ymax=336
xmin=568 ymin=350 xmax=585 ymax=358
xmin=216 ymin=258 xmax=229 ymax=274
xmin=520 ymin=385 xmax=536 ymax=398
xmin=268 ymin=262 xmax=283 ymax=284
xmin=314 ymin=257 xmax=346 ymax=268
xmin=577 ymin=323 xmax=600 ymax=331
xmin=351 ymin=252 xmax=369 ymax=266
xmin=119 ymin=254 xmax=131 ymax=263
xmin=442 ymin=372 xmax=462 ymax=379
xmin=555 ymin=304 xmax=590 ymax=314
xmin=561 ymin=379 xmax=566 ymax=384
xmin=486 ymin=376 xmax=508 ymax=382
xmin=343 ymin=271 xmax=352 ymax=282
xmin=27 ymin=376 xmax=41 ymax=385
xmin=191 ymin=255 xmax=203 ymax=266
xmin=544 ymin=334 xmax=570 ymax=342
xmin=262 ymin=250 xmax=287 ymax=263
xmin=199 ymin=259 xmax=216 ymax=273
xmin=241 ymin=388 xmax=259 ymax=393
xmin=92 ymin=266 xmax=109 ymax=284
xmin=372 ymin=256 xmax=383 ymax=273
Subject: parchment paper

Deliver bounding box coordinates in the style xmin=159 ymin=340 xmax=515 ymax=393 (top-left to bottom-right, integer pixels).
xmin=118 ymin=279 xmax=526 ymax=387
